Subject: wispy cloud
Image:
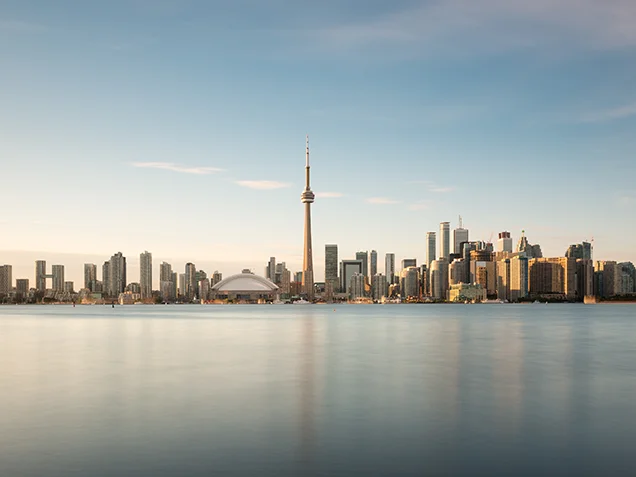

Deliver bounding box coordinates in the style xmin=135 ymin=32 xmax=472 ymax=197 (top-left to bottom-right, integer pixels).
xmin=580 ymin=102 xmax=636 ymax=123
xmin=235 ymin=180 xmax=291 ymax=190
xmin=429 ymin=186 xmax=455 ymax=193
xmin=131 ymin=162 xmax=224 ymax=174
xmin=367 ymin=197 xmax=401 ymax=205
xmin=409 ymin=201 xmax=432 ymax=211
xmin=314 ymin=0 xmax=636 ymax=56
xmin=316 ymin=192 xmax=344 ymax=198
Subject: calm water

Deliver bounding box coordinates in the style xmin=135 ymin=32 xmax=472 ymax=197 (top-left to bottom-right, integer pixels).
xmin=1 ymin=304 xmax=635 ymax=476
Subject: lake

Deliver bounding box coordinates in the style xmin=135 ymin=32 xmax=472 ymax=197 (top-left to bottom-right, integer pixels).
xmin=1 ymin=304 xmax=635 ymax=476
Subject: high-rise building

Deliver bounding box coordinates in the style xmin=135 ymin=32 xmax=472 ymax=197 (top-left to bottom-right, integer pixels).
xmin=266 ymin=257 xmax=276 ymax=282
xmin=371 ymin=273 xmax=388 ymax=301
xmin=0 ymin=265 xmax=12 ymax=295
xmin=109 ymin=252 xmax=127 ymax=296
xmin=159 ymin=262 xmax=175 ymax=301
xmin=140 ymin=251 xmax=152 ymax=300
xmin=565 ymin=242 xmax=593 ymax=260
xmin=453 ymin=217 xmax=469 ymax=254
xmin=528 ymin=257 xmax=577 ymax=299
xmin=51 ymin=265 xmax=64 ymax=292
xmin=426 ymin=232 xmax=436 ymax=269
xmin=594 ymin=261 xmax=621 ymax=298
xmin=400 ymin=267 xmax=420 ymax=299
xmin=102 ymin=261 xmax=110 ymax=296
xmin=199 ymin=279 xmax=210 ymax=301
xmin=516 ymin=231 xmax=543 ymax=258
xmin=16 ymin=279 xmax=29 ymax=297
xmin=64 ymin=281 xmax=74 ymax=294
xmin=35 ymin=260 xmax=47 ymax=292
xmin=439 ymin=222 xmax=450 ymax=260
xmin=301 ymin=136 xmax=315 ymax=300
xmin=430 ymin=259 xmax=449 ymax=300
xmin=449 ymin=259 xmax=467 ymax=286
xmin=340 ymin=260 xmax=363 ymax=295
xmin=212 ymin=271 xmax=223 ymax=286
xmin=498 ymin=232 xmax=513 ymax=253
xmin=509 ymin=255 xmax=529 ymax=302
xmin=619 ymin=262 xmax=636 ymax=295
xmin=576 ymin=259 xmax=594 ymax=299
xmin=185 ymin=263 xmax=197 ymax=300
xmin=385 ymin=253 xmax=395 ymax=284
xmin=349 ymin=273 xmax=365 ymax=300
xmin=356 ymin=251 xmax=369 ymax=278
xmin=369 ymin=250 xmax=378 ymax=279
xmin=84 ymin=263 xmax=97 ymax=292
xmin=179 ymin=273 xmax=187 ymax=297
xmin=325 ymin=244 xmax=339 ymax=292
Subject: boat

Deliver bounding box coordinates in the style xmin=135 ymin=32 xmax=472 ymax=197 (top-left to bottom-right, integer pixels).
xmin=293 ymin=298 xmax=311 ymax=305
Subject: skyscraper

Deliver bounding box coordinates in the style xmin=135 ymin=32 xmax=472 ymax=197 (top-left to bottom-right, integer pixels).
xmin=498 ymin=232 xmax=513 ymax=253
xmin=301 ymin=136 xmax=315 ymax=300
xmin=0 ymin=265 xmax=12 ymax=295
xmin=102 ymin=261 xmax=110 ymax=296
xmin=266 ymin=257 xmax=276 ymax=282
xmin=453 ymin=217 xmax=469 ymax=254
xmin=340 ymin=260 xmax=363 ymax=294
xmin=439 ymin=222 xmax=450 ymax=260
xmin=160 ymin=262 xmax=175 ymax=301
xmin=84 ymin=263 xmax=97 ymax=292
xmin=385 ymin=253 xmax=395 ymax=285
xmin=185 ymin=262 xmax=196 ymax=300
xmin=109 ymin=252 xmax=127 ymax=296
xmin=426 ymin=232 xmax=436 ymax=269
xmin=356 ymin=251 xmax=369 ymax=278
xmin=140 ymin=251 xmax=152 ymax=300
xmin=369 ymin=250 xmax=378 ymax=279
xmin=35 ymin=260 xmax=47 ymax=292
xmin=51 ymin=265 xmax=64 ymax=292
xmin=325 ymin=244 xmax=338 ymax=292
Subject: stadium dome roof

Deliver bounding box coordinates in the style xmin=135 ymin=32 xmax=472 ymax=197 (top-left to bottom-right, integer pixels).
xmin=211 ymin=272 xmax=278 ymax=292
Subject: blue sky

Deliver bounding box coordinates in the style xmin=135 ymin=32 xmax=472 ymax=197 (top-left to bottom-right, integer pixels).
xmin=1 ymin=0 xmax=635 ymax=285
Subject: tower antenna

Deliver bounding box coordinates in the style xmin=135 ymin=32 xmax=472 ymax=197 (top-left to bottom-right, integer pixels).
xmin=459 ymin=215 xmax=463 ymax=229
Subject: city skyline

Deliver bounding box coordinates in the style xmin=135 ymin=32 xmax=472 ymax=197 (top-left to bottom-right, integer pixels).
xmin=2 ymin=1 xmax=635 ymax=283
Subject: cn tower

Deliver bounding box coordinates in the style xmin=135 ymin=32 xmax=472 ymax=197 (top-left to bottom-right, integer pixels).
xmin=301 ymin=135 xmax=315 ymax=300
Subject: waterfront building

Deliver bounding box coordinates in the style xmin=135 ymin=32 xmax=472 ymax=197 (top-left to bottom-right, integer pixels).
xmin=496 ymin=259 xmax=511 ymax=301
xmin=340 ymin=260 xmax=363 ymax=295
xmin=84 ymin=263 xmax=97 ymax=292
xmin=211 ymin=270 xmax=279 ymax=302
xmin=212 ymin=271 xmax=222 ymax=286
xmin=16 ymin=279 xmax=29 ymax=297
xmin=0 ymin=265 xmax=12 ymax=295
xmin=102 ymin=262 xmax=110 ymax=296
xmin=400 ymin=267 xmax=420 ymax=299
xmin=509 ymin=255 xmax=529 ymax=301
xmin=64 ymin=281 xmax=74 ymax=294
xmin=349 ymin=273 xmax=365 ymax=300
xmin=576 ymin=259 xmax=594 ymax=298
xmin=439 ymin=222 xmax=450 ymax=260
xmin=529 ymin=257 xmax=577 ymax=299
xmin=179 ymin=273 xmax=186 ymax=298
xmin=594 ymin=261 xmax=621 ymax=298
xmin=497 ymin=232 xmax=513 ymax=253
xmin=140 ymin=251 xmax=152 ymax=300
xmin=356 ymin=251 xmax=369 ymax=278
xmin=325 ymin=244 xmax=339 ymax=292
xmin=371 ymin=273 xmax=388 ymax=301
xmin=369 ymin=250 xmax=378 ymax=279
xmin=185 ymin=263 xmax=196 ymax=300
xmin=36 ymin=260 xmax=47 ymax=292
xmin=108 ymin=252 xmax=127 ymax=296
xmin=449 ymin=283 xmax=486 ymax=302
xmin=301 ymin=136 xmax=315 ymax=300
xmin=51 ymin=265 xmax=64 ymax=292
xmin=159 ymin=262 xmax=174 ymax=300
xmin=430 ymin=259 xmax=449 ymax=300
xmin=449 ymin=259 xmax=467 ymax=286
xmin=453 ymin=218 xmax=469 ymax=254
xmin=426 ymin=232 xmax=436 ymax=269
xmin=266 ymin=257 xmax=276 ymax=282
xmin=199 ymin=278 xmax=210 ymax=301
xmin=385 ymin=253 xmax=395 ymax=285
xmin=619 ymin=262 xmax=636 ymax=294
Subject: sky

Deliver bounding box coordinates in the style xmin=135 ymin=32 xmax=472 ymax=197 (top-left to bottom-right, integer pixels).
xmin=1 ymin=0 xmax=635 ymax=287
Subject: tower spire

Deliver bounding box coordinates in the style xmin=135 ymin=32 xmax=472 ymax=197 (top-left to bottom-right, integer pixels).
xmin=301 ymin=135 xmax=315 ymax=301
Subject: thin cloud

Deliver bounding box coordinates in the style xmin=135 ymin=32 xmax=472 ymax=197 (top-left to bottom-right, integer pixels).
xmin=409 ymin=201 xmax=432 ymax=211
xmin=316 ymin=192 xmax=344 ymax=198
xmin=235 ymin=180 xmax=291 ymax=190
xmin=429 ymin=186 xmax=455 ymax=193
xmin=315 ymin=0 xmax=636 ymax=56
xmin=132 ymin=162 xmax=224 ymax=175
xmin=580 ymin=102 xmax=636 ymax=123
xmin=367 ymin=197 xmax=401 ymax=205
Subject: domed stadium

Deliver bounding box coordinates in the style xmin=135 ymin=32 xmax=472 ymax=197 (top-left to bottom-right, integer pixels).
xmin=210 ymin=271 xmax=279 ymax=302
